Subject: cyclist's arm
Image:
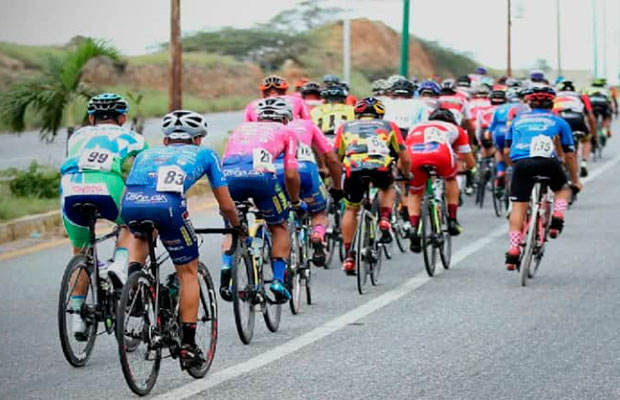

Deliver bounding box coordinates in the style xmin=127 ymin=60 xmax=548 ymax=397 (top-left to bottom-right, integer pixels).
xmin=557 ymin=119 xmax=580 ymax=186
xmin=283 ymin=129 xmax=301 ymax=203
xmin=390 ymin=122 xmax=411 ymax=175
xmin=456 ymin=127 xmax=476 ymax=170
xmin=203 ymin=150 xmax=240 ymax=227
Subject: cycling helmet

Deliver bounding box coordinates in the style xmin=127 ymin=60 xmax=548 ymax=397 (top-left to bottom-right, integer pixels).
xmin=524 ymin=86 xmax=556 ymax=102
xmin=162 ymin=110 xmax=208 ymax=140
xmin=529 ymin=69 xmax=546 ymax=82
xmin=387 ymin=74 xmax=407 ymax=86
xmin=354 ymin=97 xmax=385 ymax=118
xmin=257 ymin=97 xmax=293 ymax=123
xmin=418 ymin=80 xmax=441 ymax=96
xmin=490 ymin=89 xmax=507 ymax=104
xmin=475 ymin=67 xmax=488 ymax=75
xmin=505 ymin=78 xmax=522 ymax=88
xmin=440 ymin=79 xmax=457 ymax=94
xmin=321 ymin=84 xmax=347 ymax=101
xmin=429 ymin=108 xmax=457 ymax=125
xmin=323 ymin=74 xmax=341 ymax=86
xmin=472 ymin=85 xmax=491 ymax=97
xmin=87 ymin=93 xmax=129 ymax=116
xmin=300 ymin=82 xmax=321 ymax=96
xmin=506 ymin=88 xmax=521 ymax=103
xmin=592 ymin=77 xmax=607 ymax=87
xmin=372 ymin=79 xmax=387 ymax=95
xmin=557 ymin=80 xmax=576 ymax=92
xmin=555 ymin=75 xmax=565 ymax=85
xmin=456 ymin=75 xmax=472 ymax=88
xmin=391 ymin=78 xmax=415 ymax=96
xmin=294 ymin=78 xmax=309 ymax=89
xmin=259 ymin=75 xmax=289 ymax=91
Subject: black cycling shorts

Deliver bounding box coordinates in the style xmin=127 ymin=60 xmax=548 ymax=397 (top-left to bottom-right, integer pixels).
xmin=592 ymin=104 xmax=612 ymax=119
xmin=344 ymin=169 xmax=393 ymax=207
xmin=510 ymin=157 xmax=567 ymax=202
xmin=558 ymin=111 xmax=589 ymax=134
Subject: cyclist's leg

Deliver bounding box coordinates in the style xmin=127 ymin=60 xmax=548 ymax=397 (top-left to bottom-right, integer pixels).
xmin=299 ymin=163 xmax=330 ymax=264
xmin=506 ymin=159 xmax=537 ymax=269
xmin=373 ymin=170 xmax=395 ymax=242
xmin=341 ymin=171 xmax=366 ymax=272
xmin=406 ymin=156 xmax=429 ymax=252
xmin=493 ymin=133 xmax=507 ymax=187
xmin=435 ymin=147 xmax=462 ymax=235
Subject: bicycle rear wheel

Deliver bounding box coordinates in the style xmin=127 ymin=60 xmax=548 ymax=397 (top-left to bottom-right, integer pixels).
xmin=232 ymin=247 xmax=256 ymax=345
xmin=288 ymin=221 xmax=303 ymax=315
xmin=187 ymin=263 xmax=218 ymax=378
xmin=262 ymin=259 xmax=282 ymax=332
xmin=370 ymin=242 xmax=383 ymax=286
xmin=475 ymin=168 xmax=486 ymax=208
xmin=58 ymin=255 xmax=98 ymax=367
xmin=421 ymin=198 xmax=437 ymax=277
xmin=117 ymin=270 xmax=161 ymax=396
xmin=520 ymin=191 xmax=539 ymax=286
xmin=356 ymin=213 xmax=370 ymax=295
xmin=439 ymin=201 xmax=451 ymax=270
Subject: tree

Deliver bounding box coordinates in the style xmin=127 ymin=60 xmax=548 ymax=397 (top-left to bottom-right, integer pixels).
xmin=266 ymin=0 xmax=343 ymax=32
xmin=0 ymin=38 xmax=120 ymax=140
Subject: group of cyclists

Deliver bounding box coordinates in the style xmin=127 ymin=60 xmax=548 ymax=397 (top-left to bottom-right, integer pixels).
xmin=58 ymin=66 xmax=616 ymax=375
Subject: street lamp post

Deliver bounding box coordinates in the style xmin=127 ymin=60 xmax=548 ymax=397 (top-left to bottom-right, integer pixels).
xmin=556 ymin=0 xmax=562 ymax=77
xmin=169 ymin=0 xmax=182 ymax=111
xmin=400 ymin=0 xmax=410 ymax=77
xmin=343 ymin=17 xmax=351 ymax=84
xmin=507 ymin=0 xmax=512 ymax=77
xmin=592 ymin=0 xmax=599 ymax=78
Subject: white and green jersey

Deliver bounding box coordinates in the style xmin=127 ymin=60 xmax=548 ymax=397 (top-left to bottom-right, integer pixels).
xmin=60 ymin=124 xmax=148 ymax=176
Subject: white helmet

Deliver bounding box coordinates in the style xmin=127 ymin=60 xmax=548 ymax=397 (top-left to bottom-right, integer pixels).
xmin=162 ymin=110 xmax=208 ymax=140
xmin=257 ymin=97 xmax=293 ymax=123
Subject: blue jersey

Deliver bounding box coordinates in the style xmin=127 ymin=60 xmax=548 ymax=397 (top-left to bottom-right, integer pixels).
xmin=60 ymin=124 xmax=148 ymax=176
xmin=126 ymin=144 xmax=227 ymax=194
xmin=506 ymin=109 xmax=574 ymax=162
xmin=488 ymin=103 xmax=516 ymax=138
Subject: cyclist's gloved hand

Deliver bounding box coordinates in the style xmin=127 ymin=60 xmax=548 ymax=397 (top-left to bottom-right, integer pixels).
xmin=291 ymin=200 xmax=308 ymax=215
xmin=329 ymin=187 xmax=344 ymax=203
xmin=233 ymin=223 xmax=248 ymax=238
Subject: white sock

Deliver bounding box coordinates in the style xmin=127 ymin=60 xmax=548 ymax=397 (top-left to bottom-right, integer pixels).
xmin=109 ymin=247 xmax=128 ymax=273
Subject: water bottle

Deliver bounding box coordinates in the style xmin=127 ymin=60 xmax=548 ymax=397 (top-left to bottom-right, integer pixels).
xmin=98 ymin=260 xmax=110 ymax=291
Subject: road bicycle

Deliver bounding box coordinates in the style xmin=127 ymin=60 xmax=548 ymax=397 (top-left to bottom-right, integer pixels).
xmin=415 ymin=166 xmax=451 ymax=277
xmin=324 ymin=194 xmax=344 ymax=267
xmin=115 ymin=221 xmax=220 ymax=395
xmin=518 ymin=176 xmax=554 ymax=286
xmin=58 ymin=203 xmax=123 ymax=367
xmin=227 ymin=201 xmax=282 ymax=345
xmin=391 ymin=179 xmax=410 ymax=254
xmin=474 ymin=155 xmax=495 ymax=209
xmin=287 ymin=208 xmax=312 ymax=314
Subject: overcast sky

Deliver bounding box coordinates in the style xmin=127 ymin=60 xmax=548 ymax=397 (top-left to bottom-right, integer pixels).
xmin=1 ymin=0 xmax=619 ymax=81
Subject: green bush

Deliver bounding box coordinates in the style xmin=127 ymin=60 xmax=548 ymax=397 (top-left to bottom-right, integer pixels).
xmin=8 ymin=161 xmax=60 ymax=198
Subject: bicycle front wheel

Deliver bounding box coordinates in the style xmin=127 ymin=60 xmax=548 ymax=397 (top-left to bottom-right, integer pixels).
xmin=520 ymin=199 xmax=539 ymax=286
xmin=288 ymin=224 xmax=303 ymax=315
xmin=421 ymin=198 xmax=438 ymax=277
xmin=58 ymin=255 xmax=98 ymax=367
xmin=232 ymin=248 xmax=256 ymax=345
xmin=187 ymin=263 xmax=218 ymax=379
xmin=356 ymin=212 xmax=370 ymax=294
xmin=117 ymin=270 xmax=161 ymax=396
xmin=439 ymin=201 xmax=452 ymax=270
xmin=262 ymin=259 xmax=282 ymax=333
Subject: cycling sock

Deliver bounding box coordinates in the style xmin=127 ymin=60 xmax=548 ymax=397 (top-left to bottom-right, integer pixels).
xmin=70 ymin=295 xmax=85 ymax=311
xmin=344 ymin=242 xmax=351 ymax=256
xmin=221 ymin=253 xmax=233 ymax=269
xmin=496 ymin=161 xmax=506 ymax=174
xmin=448 ymin=204 xmax=458 ymax=220
xmin=553 ymin=200 xmax=568 ymax=217
xmin=409 ymin=215 xmax=420 ymax=229
xmin=312 ymin=224 xmax=326 ymax=239
xmin=509 ymin=230 xmax=521 ymax=248
xmin=181 ymin=322 xmax=197 ymax=346
xmin=272 ymin=258 xmax=287 ymax=282
xmin=379 ymin=207 xmax=391 ymax=220
xmin=109 ymin=247 xmax=128 ymax=271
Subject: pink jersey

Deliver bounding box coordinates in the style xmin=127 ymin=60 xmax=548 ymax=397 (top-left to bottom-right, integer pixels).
xmin=243 ymin=95 xmax=311 ymax=122
xmin=288 ymin=119 xmax=331 ymax=158
xmin=223 ymin=122 xmax=298 ymax=172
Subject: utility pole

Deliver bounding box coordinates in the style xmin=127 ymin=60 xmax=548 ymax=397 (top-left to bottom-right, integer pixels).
xmin=169 ymin=0 xmax=182 ymax=111
xmin=400 ymin=0 xmax=410 ymax=77
xmin=556 ymin=0 xmax=562 ymax=77
xmin=592 ymin=0 xmax=599 ymax=77
xmin=343 ymin=17 xmax=351 ymax=83
xmin=602 ymin=0 xmax=607 ymax=78
xmin=507 ymin=0 xmax=512 ymax=77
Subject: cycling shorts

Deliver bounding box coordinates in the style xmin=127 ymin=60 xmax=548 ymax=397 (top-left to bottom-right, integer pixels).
xmin=343 ymin=169 xmax=393 ymax=207
xmin=60 ymin=171 xmax=124 ymax=248
xmin=493 ymin=133 xmax=506 ymax=150
xmin=223 ymin=163 xmax=289 ymax=225
xmin=592 ymin=104 xmax=612 ymax=119
xmin=510 ymin=157 xmax=567 ymax=202
xmin=121 ymin=186 xmax=198 ymax=265
xmin=558 ymin=110 xmax=590 ymax=140
xmin=275 ymin=160 xmax=327 ymax=214
xmin=408 ymin=143 xmax=457 ymax=192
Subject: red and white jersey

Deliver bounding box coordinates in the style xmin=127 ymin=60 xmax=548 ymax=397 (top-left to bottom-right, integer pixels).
xmin=407 ymin=120 xmax=472 ymax=154
xmin=439 ymin=94 xmax=467 ymax=124
xmin=465 ymin=97 xmax=492 ymax=121
xmin=475 ymin=105 xmax=497 ymax=139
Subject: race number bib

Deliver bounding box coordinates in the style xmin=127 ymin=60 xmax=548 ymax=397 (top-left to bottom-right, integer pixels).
xmin=424 ymin=127 xmax=447 ymax=144
xmin=253 ymin=148 xmax=275 ymax=172
xmin=530 ymin=135 xmax=554 ymax=158
xmin=366 ymin=136 xmax=388 ymax=155
xmin=156 ymin=166 xmax=185 ymax=193
xmin=297 ymin=143 xmax=316 ymax=163
xmin=78 ymin=149 xmax=113 ymax=172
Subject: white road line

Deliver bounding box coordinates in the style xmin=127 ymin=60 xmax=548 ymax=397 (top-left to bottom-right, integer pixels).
xmin=154 ymin=224 xmax=506 ymax=400
xmin=155 ymin=149 xmax=620 ymax=400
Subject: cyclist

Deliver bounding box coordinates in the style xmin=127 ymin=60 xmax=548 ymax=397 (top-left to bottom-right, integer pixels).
xmin=300 ymin=81 xmax=324 ymax=112
xmin=120 ymin=110 xmax=240 ymax=367
xmin=488 ymin=90 xmax=521 ymax=189
xmin=334 ymin=97 xmax=411 ymax=274
xmin=384 ymin=77 xmax=419 ymax=137
xmin=417 ymin=80 xmax=441 ymax=111
xmin=340 ymin=81 xmax=358 ymax=106
xmin=221 ymin=97 xmax=302 ymax=302
xmin=584 ymin=77 xmax=614 ymax=139
xmin=244 ymin=75 xmax=311 ymax=121
xmin=554 ymin=80 xmax=597 ymax=177
xmin=469 ymin=67 xmax=488 ymax=87
xmin=60 ymin=93 xmax=148 ymax=337
xmin=405 ymin=109 xmax=476 ymax=252
xmin=439 ymin=79 xmax=467 ymax=127
xmin=293 ymin=78 xmax=309 ymax=97
xmin=503 ymin=87 xmax=582 ymax=271
xmin=456 ymin=75 xmax=473 ymax=98
xmin=477 ymin=89 xmax=507 ymax=159
xmin=323 ymin=74 xmax=340 ymax=87
xmin=465 ymin=85 xmax=493 ymax=142
xmin=310 ymin=84 xmax=355 ymax=139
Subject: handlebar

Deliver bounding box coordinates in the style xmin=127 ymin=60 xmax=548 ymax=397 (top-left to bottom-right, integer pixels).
xmin=194 ymin=227 xmax=240 ymax=256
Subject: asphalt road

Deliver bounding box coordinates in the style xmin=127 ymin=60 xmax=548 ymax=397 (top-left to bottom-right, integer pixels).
xmin=0 ymin=110 xmax=244 ymax=169
xmin=1 ymin=127 xmax=620 ymax=399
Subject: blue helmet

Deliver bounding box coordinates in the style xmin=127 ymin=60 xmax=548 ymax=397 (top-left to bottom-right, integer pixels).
xmin=87 ymin=93 xmax=128 ymax=116
xmin=475 ymin=67 xmax=487 ymax=75
xmin=529 ymin=70 xmax=546 ymax=82
xmin=418 ymin=80 xmax=441 ymax=96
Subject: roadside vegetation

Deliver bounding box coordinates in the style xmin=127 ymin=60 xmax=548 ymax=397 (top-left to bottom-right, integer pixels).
xmin=0 ymin=162 xmax=59 ymax=221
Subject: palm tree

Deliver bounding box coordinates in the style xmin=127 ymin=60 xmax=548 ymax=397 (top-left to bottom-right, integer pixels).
xmin=0 ymin=38 xmax=120 ymax=141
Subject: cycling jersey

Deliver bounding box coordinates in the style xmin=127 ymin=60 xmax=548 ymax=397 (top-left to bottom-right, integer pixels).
xmin=475 ymin=105 xmax=497 ymax=146
xmin=553 ymin=92 xmax=591 ymax=137
xmin=506 ymin=109 xmax=575 ymax=162
xmin=222 ymin=122 xmax=298 ymax=225
xmin=244 ymin=95 xmax=311 ymax=122
xmin=384 ymin=98 xmax=429 ymax=134
xmin=464 ymin=98 xmax=492 ymax=121
xmin=310 ymin=103 xmax=355 ymax=135
xmin=488 ymin=103 xmax=519 ymax=149
xmin=439 ymin=94 xmax=467 ymax=125
xmin=304 ymin=99 xmax=324 ymax=112
xmin=334 ymin=119 xmax=405 ymax=176
xmin=121 ymin=144 xmax=228 ymax=265
xmin=59 ymin=124 xmax=148 ymax=247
